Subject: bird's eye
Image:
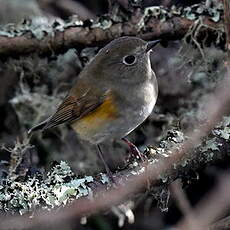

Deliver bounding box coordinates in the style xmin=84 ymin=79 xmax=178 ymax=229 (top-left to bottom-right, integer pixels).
xmin=122 ymin=55 xmax=137 ymax=66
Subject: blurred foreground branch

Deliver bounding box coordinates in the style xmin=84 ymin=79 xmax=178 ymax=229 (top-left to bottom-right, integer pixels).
xmin=210 ymin=216 xmax=230 ymax=230
xmin=37 ymin=0 xmax=96 ymax=20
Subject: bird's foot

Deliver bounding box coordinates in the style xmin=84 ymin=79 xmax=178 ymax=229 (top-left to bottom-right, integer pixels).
xmin=122 ymin=138 xmax=147 ymax=163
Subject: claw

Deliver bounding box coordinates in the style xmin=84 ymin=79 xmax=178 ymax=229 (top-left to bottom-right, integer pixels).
xmin=122 ymin=138 xmax=146 ymax=162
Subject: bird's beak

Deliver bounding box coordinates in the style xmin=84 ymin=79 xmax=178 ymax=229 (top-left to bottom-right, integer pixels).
xmin=146 ymin=40 xmax=161 ymax=52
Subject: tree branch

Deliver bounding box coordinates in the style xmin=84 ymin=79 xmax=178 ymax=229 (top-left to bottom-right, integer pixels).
xmin=0 ymin=3 xmax=224 ymax=58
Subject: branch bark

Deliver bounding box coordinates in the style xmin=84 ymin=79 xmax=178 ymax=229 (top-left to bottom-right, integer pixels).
xmin=0 ymin=3 xmax=224 ymax=59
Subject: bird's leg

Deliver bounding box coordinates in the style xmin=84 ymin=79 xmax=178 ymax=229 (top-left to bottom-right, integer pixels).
xmin=97 ymin=145 xmax=115 ymax=183
xmin=122 ymin=137 xmax=146 ymax=162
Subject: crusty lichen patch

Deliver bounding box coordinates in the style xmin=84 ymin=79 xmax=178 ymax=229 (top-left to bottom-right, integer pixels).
xmin=0 ymin=161 xmax=95 ymax=215
xmin=0 ymin=113 xmax=230 ymax=215
xmin=144 ymin=0 xmax=223 ymax=23
xmin=0 ymin=0 xmax=224 ymax=41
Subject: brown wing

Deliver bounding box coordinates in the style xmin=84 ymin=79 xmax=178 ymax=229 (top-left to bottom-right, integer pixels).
xmin=43 ymin=88 xmax=107 ymax=130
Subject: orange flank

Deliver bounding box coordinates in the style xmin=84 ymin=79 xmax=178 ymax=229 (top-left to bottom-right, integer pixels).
xmin=72 ymin=95 xmax=118 ymax=137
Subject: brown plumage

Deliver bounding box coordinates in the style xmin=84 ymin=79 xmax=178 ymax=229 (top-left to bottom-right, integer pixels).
xmin=29 ymin=36 xmax=160 ymax=177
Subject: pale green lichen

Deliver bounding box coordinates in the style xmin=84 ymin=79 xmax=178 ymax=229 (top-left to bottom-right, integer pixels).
xmin=0 ymin=161 xmax=95 ymax=214
xmin=201 ymin=138 xmax=221 ymax=152
xmin=0 ymin=17 xmax=56 ymax=39
xmin=214 ymin=116 xmax=230 ymax=140
xmin=198 ymin=116 xmax=230 ymax=161
xmin=0 ymin=1 xmax=224 ymax=40
xmin=0 ymin=15 xmax=83 ymax=40
xmin=219 ymin=127 xmax=230 ymax=140
xmin=10 ymin=79 xmax=63 ymax=128
xmin=100 ymin=174 xmax=110 ymax=184
xmin=144 ymin=6 xmax=169 ymax=22
xmin=144 ymin=1 xmax=223 ymax=23
xmin=62 ymin=15 xmax=83 ymax=29
xmin=130 ymin=165 xmax=145 ymax=176
xmin=220 ymin=116 xmax=230 ymax=127
xmin=91 ymin=18 xmax=112 ymax=30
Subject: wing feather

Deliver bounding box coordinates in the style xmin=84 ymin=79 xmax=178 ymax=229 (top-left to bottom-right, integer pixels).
xmin=43 ymin=90 xmax=107 ymax=130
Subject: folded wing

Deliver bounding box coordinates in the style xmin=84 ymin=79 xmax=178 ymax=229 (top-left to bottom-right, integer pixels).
xmin=28 ymin=87 xmax=107 ymax=133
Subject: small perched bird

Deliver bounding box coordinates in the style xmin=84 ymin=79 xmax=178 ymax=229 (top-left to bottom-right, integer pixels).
xmin=29 ymin=36 xmax=159 ymax=178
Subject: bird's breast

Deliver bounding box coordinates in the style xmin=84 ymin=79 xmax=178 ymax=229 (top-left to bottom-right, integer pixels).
xmin=71 ymin=94 xmax=119 ymax=142
xmin=71 ymin=79 xmax=158 ymax=144
xmin=120 ymin=80 xmax=157 ymax=127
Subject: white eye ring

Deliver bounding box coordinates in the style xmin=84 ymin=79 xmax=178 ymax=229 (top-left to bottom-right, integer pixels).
xmin=122 ymin=55 xmax=137 ymax=66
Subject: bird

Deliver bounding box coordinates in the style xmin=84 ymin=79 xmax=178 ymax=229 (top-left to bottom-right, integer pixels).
xmin=28 ymin=36 xmax=159 ymax=180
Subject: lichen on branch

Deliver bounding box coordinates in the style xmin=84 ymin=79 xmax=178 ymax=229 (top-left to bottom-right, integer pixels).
xmin=0 ymin=114 xmax=229 ymax=216
xmin=0 ymin=1 xmax=225 ymax=58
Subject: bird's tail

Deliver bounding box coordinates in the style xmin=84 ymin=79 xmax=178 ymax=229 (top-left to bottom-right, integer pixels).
xmin=27 ymin=118 xmax=49 ymax=135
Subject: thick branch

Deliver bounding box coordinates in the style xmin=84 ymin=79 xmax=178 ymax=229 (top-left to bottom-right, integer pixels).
xmin=0 ymin=3 xmax=224 ymax=58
